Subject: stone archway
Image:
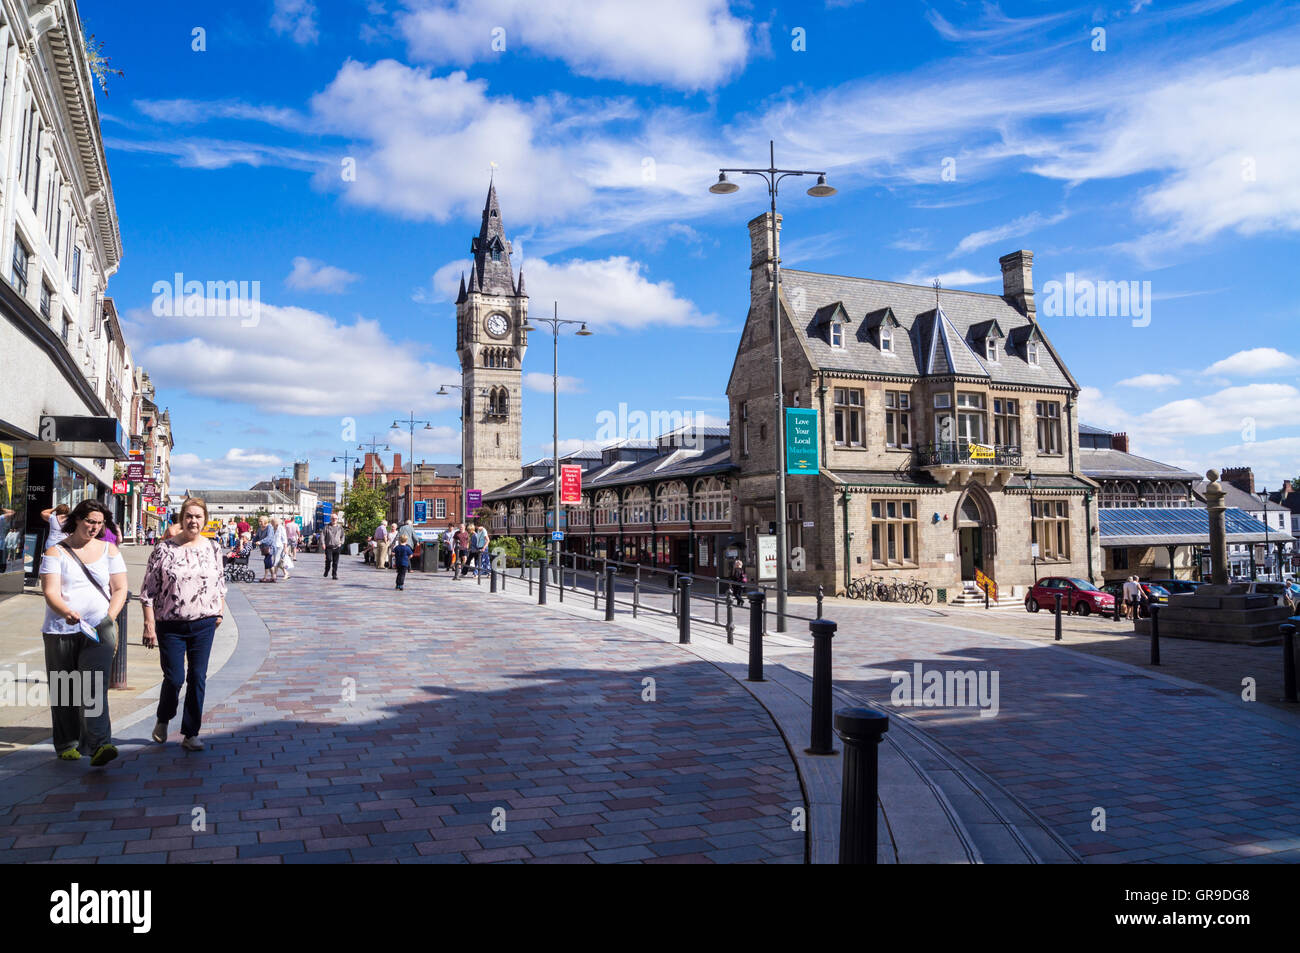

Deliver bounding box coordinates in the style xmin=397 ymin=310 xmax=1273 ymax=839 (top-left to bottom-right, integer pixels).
xmin=953 ymin=482 xmax=998 ymax=583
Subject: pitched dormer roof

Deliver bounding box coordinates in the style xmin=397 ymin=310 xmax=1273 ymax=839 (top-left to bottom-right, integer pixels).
xmin=916 ymin=306 xmax=989 ymax=378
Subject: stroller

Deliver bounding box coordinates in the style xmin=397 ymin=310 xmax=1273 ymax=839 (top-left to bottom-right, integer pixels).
xmin=223 ymin=550 xmax=257 ymax=584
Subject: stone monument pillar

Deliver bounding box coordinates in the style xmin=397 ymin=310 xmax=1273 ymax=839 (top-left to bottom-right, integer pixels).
xmin=1204 ymin=469 xmax=1229 ymax=585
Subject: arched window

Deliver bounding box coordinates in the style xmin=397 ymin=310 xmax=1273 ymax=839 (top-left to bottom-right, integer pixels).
xmin=595 ymin=490 xmax=619 ymax=526
xmin=509 ymin=501 xmax=524 ymax=530
xmin=526 ymin=499 xmax=544 ymax=528
xmin=569 ymin=493 xmax=590 ymax=526
xmin=492 ymin=504 xmax=507 ymax=532
xmin=693 ymin=477 xmax=730 ymax=523
xmin=655 ymin=481 xmax=688 ymax=523
xmin=622 ymin=487 xmax=651 ymax=525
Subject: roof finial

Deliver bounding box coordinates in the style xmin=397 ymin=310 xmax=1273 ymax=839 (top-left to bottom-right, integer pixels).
xmin=488 ymin=160 xmax=498 ymax=185
xmin=932 ymin=277 xmax=941 ymax=313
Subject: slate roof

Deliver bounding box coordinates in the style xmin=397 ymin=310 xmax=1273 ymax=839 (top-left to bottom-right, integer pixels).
xmin=1081 ymin=449 xmax=1201 ymax=482
xmin=1078 ymin=423 xmax=1111 ymax=436
xmin=1194 ymin=481 xmax=1292 ymax=514
xmin=484 ymin=445 xmax=735 ymax=502
xmin=780 ymin=269 xmax=1076 ymax=390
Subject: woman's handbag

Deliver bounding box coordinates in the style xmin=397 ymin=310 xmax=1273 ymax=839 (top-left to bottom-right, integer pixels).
xmin=58 ymin=542 xmax=119 ymax=643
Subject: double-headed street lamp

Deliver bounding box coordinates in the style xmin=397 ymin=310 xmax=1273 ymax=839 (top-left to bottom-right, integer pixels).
xmin=710 ymin=140 xmax=835 ymax=633
xmin=1258 ymin=487 xmax=1271 ymax=581
xmin=331 ymin=449 xmax=358 ymax=503
xmin=436 ymin=382 xmax=487 ymax=524
xmin=523 ymin=302 xmax=592 ymax=569
xmin=1025 ymin=469 xmax=1039 ymax=582
xmin=392 ymin=411 xmax=433 ymax=524
xmin=357 ymin=436 xmax=390 ymax=488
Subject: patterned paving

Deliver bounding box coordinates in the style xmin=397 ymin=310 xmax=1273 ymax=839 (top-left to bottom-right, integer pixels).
xmin=0 ymin=555 xmax=804 ymax=864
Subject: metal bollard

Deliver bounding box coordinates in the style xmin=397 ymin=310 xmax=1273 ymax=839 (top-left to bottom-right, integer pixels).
xmin=527 ymin=558 xmax=533 ymax=597
xmin=747 ymin=591 xmax=765 ymax=682
xmin=817 ymin=585 xmax=824 ymax=619
xmin=1053 ymin=591 xmax=1063 ymax=641
xmin=834 ymin=707 xmax=889 ymax=864
xmin=1282 ymin=623 xmax=1297 ymax=704
xmin=109 ymin=595 xmax=130 ymax=690
xmin=633 ymin=577 xmax=639 ymax=618
xmin=671 ymin=570 xmax=679 ymax=616
xmin=557 ymin=557 xmax=564 ymax=603
xmin=605 ymin=565 xmax=616 ymax=621
xmin=726 ymin=597 xmax=734 ymax=645
xmin=678 ymin=577 xmax=692 ymax=644
xmin=595 ymin=560 xmax=603 ymax=611
xmin=807 ymin=619 xmax=837 ymax=755
xmin=539 ymin=558 xmax=548 ymax=604
xmin=490 ymin=563 xmax=498 ymax=593
xmin=1114 ymin=592 xmax=1122 ymax=623
xmin=1150 ymin=604 xmax=1161 ymax=665
xmin=984 ymin=584 xmax=990 ymax=610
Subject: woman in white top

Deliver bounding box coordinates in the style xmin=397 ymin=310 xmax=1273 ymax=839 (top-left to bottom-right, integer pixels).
xmin=39 ymin=499 xmax=128 ymax=766
xmin=272 ymin=517 xmax=291 ymax=579
xmin=41 ymin=503 xmax=70 ymax=549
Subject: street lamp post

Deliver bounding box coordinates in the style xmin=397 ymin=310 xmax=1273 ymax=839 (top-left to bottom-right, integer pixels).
xmin=436 ymin=383 xmax=487 ymax=525
xmin=330 ymin=449 xmax=358 ymax=503
xmin=1259 ymin=488 xmax=1271 ymax=581
xmin=710 ymin=140 xmax=836 ymax=633
xmin=356 ymin=436 xmax=390 ymax=488
xmin=392 ymin=411 xmax=433 ymax=524
xmin=522 ymin=302 xmax=592 ymax=571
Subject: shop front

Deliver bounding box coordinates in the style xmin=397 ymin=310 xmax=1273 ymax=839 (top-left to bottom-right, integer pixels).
xmin=0 ymin=437 xmax=28 ymax=601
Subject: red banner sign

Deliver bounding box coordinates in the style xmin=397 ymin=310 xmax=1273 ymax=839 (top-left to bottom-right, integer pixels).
xmin=560 ymin=465 xmax=582 ymax=505
xmin=112 ymin=480 xmax=128 ymax=494
xmin=127 ymin=463 xmax=145 ymax=481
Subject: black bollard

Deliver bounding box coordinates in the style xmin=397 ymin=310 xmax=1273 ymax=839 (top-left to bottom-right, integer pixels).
xmin=984 ymin=583 xmax=990 ymax=610
xmin=807 ymin=619 xmax=837 ymax=755
xmin=605 ymin=565 xmax=616 ymax=621
xmin=1053 ymin=591 xmax=1063 ymax=641
xmin=1150 ymin=604 xmax=1161 ymax=665
xmin=109 ymin=595 xmax=130 ymax=690
xmin=633 ymin=576 xmax=639 ymax=619
xmin=539 ymin=558 xmax=548 ymax=604
xmin=726 ymin=597 xmax=734 ymax=645
xmin=834 ymin=707 xmax=889 ymax=864
xmin=678 ymin=577 xmax=692 ymax=644
xmin=817 ymin=585 xmax=825 ymax=619
xmin=747 ymin=591 xmax=765 ymax=682
xmin=594 ymin=560 xmax=603 ymax=611
xmin=1283 ymin=623 xmax=1297 ymax=704
xmin=490 ymin=563 xmax=498 ymax=593
xmin=1114 ymin=590 xmax=1122 ymax=622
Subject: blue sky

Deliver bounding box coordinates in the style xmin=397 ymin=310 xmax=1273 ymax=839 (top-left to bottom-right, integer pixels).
xmin=85 ymin=0 xmax=1300 ymax=493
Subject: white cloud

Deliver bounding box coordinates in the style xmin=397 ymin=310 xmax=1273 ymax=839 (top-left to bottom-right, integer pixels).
xmin=128 ymin=300 xmax=461 ymax=416
xmin=286 ymin=257 xmax=361 ymax=293
xmin=1116 ymin=373 xmax=1181 ymax=389
xmin=951 ymin=210 xmax=1068 ymax=257
xmin=171 ymin=448 xmax=285 ymax=491
xmin=524 ymin=372 xmax=584 ymax=393
xmin=897 ymin=268 xmax=1000 ymax=288
xmin=1207 ymin=436 xmax=1300 ymax=489
xmin=271 ymin=0 xmax=319 ymax=44
xmin=1143 ymin=383 xmax=1300 ymax=436
xmin=1202 ymin=347 xmax=1299 ymax=377
xmin=395 ymin=0 xmax=751 ymax=90
xmin=434 ymin=254 xmax=715 ymax=330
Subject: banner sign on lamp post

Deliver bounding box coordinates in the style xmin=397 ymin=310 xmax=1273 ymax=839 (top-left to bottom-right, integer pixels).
xmin=560 ymin=465 xmax=582 ymax=505
xmin=466 ymin=489 xmax=482 ymax=515
xmin=785 ymin=407 xmax=818 ymax=475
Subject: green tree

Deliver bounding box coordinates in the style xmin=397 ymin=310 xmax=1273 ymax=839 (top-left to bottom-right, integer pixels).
xmin=342 ymin=478 xmax=386 ymax=546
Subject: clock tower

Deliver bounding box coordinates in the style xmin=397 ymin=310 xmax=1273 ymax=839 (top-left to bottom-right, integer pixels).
xmin=456 ymin=182 xmax=528 ymax=500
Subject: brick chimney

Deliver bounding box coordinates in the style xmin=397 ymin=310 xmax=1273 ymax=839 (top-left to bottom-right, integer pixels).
xmin=1221 ymin=466 xmax=1254 ymax=495
xmin=392 ymin=453 xmax=403 ymax=475
xmin=998 ymin=250 xmax=1035 ymax=321
xmin=1110 ymin=432 xmax=1129 ymax=453
xmin=748 ymin=211 xmax=782 ymax=305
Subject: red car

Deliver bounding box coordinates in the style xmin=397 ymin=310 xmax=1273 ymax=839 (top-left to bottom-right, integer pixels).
xmin=1025 ymin=577 xmax=1115 ymax=617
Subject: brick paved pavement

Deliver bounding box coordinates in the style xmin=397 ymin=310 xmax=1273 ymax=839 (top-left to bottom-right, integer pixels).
xmin=0 ymin=554 xmax=804 ymax=864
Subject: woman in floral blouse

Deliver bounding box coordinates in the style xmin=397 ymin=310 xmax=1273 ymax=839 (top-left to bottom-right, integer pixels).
xmin=140 ymin=497 xmax=227 ymax=752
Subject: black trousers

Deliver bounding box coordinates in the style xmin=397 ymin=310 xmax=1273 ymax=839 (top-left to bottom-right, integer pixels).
xmin=324 ymin=546 xmax=340 ymax=577
xmin=395 ymin=566 xmax=407 ymax=588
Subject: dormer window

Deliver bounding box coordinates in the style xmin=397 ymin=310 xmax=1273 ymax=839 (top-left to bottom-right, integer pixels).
xmin=986 ymin=338 xmax=998 ymax=362
xmin=830 ymin=321 xmax=844 ymax=347
xmin=1027 ymin=341 xmax=1040 ymax=366
xmin=881 ymin=328 xmax=893 ymax=353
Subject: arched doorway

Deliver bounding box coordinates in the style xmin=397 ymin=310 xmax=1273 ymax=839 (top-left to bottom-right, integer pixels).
xmin=955 ymin=484 xmax=997 ymax=583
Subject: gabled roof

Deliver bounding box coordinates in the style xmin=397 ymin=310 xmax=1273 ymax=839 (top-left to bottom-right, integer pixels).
xmin=769 ymin=268 xmax=1077 ymax=390
xmin=863 ymin=307 xmax=900 ymax=331
xmin=968 ymin=318 xmax=1004 ymax=341
xmin=1081 ymin=449 xmax=1200 ymax=482
xmin=811 ymin=301 xmax=850 ymax=327
xmin=915 ymin=307 xmax=989 ymax=378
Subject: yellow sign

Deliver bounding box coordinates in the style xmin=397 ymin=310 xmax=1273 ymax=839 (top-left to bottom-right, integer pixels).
xmin=975 ymin=567 xmax=998 ymax=602
xmin=0 ymin=442 xmax=11 ymax=499
xmin=968 ymin=443 xmax=995 ymax=460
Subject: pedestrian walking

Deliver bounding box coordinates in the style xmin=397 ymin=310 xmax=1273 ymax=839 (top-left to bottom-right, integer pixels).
xmin=272 ymin=517 xmax=292 ymax=580
xmin=729 ymin=558 xmax=747 ymax=607
xmin=285 ymin=517 xmax=301 ymax=555
xmin=474 ymin=523 xmax=491 ymax=576
xmin=467 ymin=523 xmax=482 ymax=578
xmin=442 ymin=523 xmax=455 ymax=571
xmin=256 ymin=516 xmax=276 ymax=583
xmin=39 ymin=499 xmax=127 ymax=766
xmin=141 ymin=497 xmax=227 ymax=752
xmin=392 ymin=534 xmax=413 ymax=590
xmin=41 ymin=503 xmax=70 ymax=550
xmin=1122 ymin=574 xmax=1142 ymax=620
xmin=322 ymin=516 xmax=345 ymax=579
xmin=373 ymin=521 xmax=389 ymax=570
xmin=454 ymin=523 xmax=471 ymax=579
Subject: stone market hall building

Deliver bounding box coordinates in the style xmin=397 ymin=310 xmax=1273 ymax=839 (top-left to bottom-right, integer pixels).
xmin=728 ymin=212 xmax=1100 ymax=597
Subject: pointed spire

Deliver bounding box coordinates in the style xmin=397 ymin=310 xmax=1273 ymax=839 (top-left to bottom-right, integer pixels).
xmin=516 ymin=268 xmax=526 ymax=297
xmin=470 ymin=179 xmax=515 ymax=295
xmin=456 ymin=272 xmax=467 ymax=304
xmin=466 ymin=266 xmax=479 ymax=294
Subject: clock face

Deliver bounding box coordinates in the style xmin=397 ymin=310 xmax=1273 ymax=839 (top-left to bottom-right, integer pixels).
xmin=485 ymin=314 xmax=509 ymax=338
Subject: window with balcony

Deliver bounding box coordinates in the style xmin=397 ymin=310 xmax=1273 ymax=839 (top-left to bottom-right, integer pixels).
xmin=993 ymin=398 xmax=1020 ymax=449
xmin=885 ymin=391 xmax=911 ymax=448
xmin=1032 ymin=499 xmax=1070 ymax=560
xmin=870 ymin=499 xmax=917 ymax=567
xmin=1036 ymin=401 xmax=1062 ymax=454
xmin=956 ymin=392 xmax=987 ymax=445
xmin=834 ymin=387 xmax=864 ymax=446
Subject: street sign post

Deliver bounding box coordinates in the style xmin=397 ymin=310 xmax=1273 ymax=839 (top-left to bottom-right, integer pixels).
xmin=552 ymin=531 xmax=564 ymax=542
xmin=414 ymin=500 xmax=428 ymax=523
xmin=785 ymin=407 xmax=818 ymax=475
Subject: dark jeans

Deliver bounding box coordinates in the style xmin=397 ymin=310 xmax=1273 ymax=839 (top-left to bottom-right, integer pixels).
xmin=395 ymin=566 xmax=407 ymax=588
xmin=324 ymin=546 xmax=340 ymax=577
xmin=156 ymin=617 xmax=218 ymax=738
xmin=43 ymin=623 xmax=117 ymax=754
xmin=455 ymin=549 xmax=470 ymax=577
